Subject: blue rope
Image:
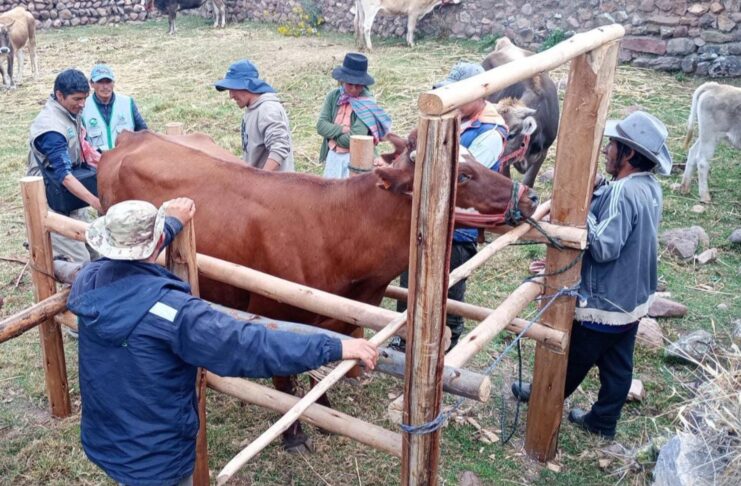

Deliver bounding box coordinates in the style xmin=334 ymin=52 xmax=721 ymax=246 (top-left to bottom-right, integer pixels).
xmin=399 ymin=284 xmax=581 ymax=436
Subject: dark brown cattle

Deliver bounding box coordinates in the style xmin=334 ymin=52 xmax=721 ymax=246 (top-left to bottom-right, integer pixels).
xmin=98 ymin=130 xmax=538 ymax=450
xmin=483 ymin=37 xmax=560 ymax=187
xmin=146 ymin=0 xmax=225 ymax=34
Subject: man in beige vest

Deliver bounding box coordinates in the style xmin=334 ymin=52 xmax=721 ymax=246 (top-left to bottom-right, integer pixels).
xmin=28 ymin=68 xmax=100 ymax=283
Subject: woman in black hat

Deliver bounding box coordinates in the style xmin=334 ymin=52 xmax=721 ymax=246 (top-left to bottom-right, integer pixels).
xmin=316 ymin=52 xmax=392 ymax=178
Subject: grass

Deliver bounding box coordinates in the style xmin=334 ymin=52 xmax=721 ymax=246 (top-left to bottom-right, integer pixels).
xmin=1 ymin=15 xmax=740 ymax=485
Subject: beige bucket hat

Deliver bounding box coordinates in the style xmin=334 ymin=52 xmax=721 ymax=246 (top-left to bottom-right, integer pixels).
xmin=87 ymin=200 xmax=166 ymax=260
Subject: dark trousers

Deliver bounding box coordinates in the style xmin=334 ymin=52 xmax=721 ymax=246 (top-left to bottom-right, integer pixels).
xmin=397 ymin=242 xmax=478 ymax=349
xmin=564 ymin=321 xmax=638 ymax=435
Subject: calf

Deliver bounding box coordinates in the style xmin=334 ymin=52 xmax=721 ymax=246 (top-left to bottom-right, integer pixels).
xmin=482 ymin=37 xmax=559 ymax=187
xmin=0 ymin=6 xmax=38 ymax=89
xmin=681 ymin=82 xmax=741 ymax=204
xmin=354 ymin=0 xmax=461 ymax=50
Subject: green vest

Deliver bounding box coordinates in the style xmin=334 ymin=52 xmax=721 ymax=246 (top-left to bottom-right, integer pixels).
xmin=81 ymin=93 xmax=135 ymax=151
xmin=27 ymin=96 xmax=85 ymax=177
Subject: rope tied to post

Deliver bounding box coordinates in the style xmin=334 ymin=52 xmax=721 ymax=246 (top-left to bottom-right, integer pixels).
xmin=399 ymin=283 xmax=581 ymax=437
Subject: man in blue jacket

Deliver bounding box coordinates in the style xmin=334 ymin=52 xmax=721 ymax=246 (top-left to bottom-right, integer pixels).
xmin=68 ymin=197 xmax=378 ymax=486
xmin=512 ymin=111 xmax=671 ymax=439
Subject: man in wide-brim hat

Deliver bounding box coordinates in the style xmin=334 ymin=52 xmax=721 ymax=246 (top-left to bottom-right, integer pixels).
xmin=316 ymin=52 xmax=392 ymax=179
xmin=513 ymin=111 xmax=671 ymax=440
xmin=68 ymin=197 xmax=378 ymax=485
xmin=214 ymin=59 xmax=295 ymax=172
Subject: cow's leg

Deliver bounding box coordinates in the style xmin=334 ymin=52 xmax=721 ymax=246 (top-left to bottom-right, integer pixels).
xmin=0 ymin=57 xmax=9 ymax=88
xmin=695 ymin=139 xmax=716 ymax=204
xmin=220 ymin=3 xmax=226 ymax=28
xmin=28 ymin=30 xmax=38 ymax=78
xmin=272 ymin=375 xmax=313 ymax=453
xmin=406 ymin=14 xmax=418 ymax=47
xmin=14 ymin=48 xmax=23 ymax=85
xmin=522 ymin=151 xmax=547 ymax=188
xmin=363 ymin=6 xmax=381 ymax=51
xmin=6 ymin=50 xmax=14 ymax=88
xmin=168 ymin=9 xmax=177 ymax=34
xmin=680 ymin=140 xmax=699 ymax=194
xmin=354 ymin=0 xmax=364 ymax=49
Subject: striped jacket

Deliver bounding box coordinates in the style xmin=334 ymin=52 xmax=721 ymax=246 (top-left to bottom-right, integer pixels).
xmin=575 ymin=172 xmax=663 ymax=325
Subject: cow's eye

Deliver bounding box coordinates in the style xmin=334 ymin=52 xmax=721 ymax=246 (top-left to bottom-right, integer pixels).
xmin=458 ymin=172 xmax=472 ymax=184
xmin=507 ymin=132 xmax=517 ymax=141
xmin=409 ymin=150 xmax=416 ymax=163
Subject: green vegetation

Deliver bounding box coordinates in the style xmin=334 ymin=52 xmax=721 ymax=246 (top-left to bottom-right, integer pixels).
xmin=539 ymin=29 xmax=567 ymax=52
xmin=0 ymin=16 xmax=739 ymax=485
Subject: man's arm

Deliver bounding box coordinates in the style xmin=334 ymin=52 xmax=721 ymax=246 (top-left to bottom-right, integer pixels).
xmin=169 ymin=297 xmax=378 ymax=377
xmin=587 ymin=184 xmax=635 ymax=263
xmin=35 ymin=132 xmax=102 ymax=212
xmin=259 ymin=105 xmax=292 ymax=171
xmin=131 ymin=98 xmax=148 ymax=131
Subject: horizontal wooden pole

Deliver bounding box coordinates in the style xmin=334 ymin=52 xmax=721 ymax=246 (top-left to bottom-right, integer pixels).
xmin=0 ymin=288 xmax=70 ymax=344
xmin=207 ymin=373 xmax=402 ymax=458
xmin=418 ymin=24 xmax=625 ymax=115
xmin=485 ymin=222 xmax=587 ymax=250
xmin=210 ymin=303 xmax=491 ymax=402
xmin=384 ymin=285 xmax=566 ymax=353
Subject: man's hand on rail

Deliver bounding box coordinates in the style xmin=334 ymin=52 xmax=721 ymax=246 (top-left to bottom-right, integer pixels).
xmin=163 ymin=198 xmax=196 ymax=226
xmin=341 ymin=339 xmax=379 ymax=370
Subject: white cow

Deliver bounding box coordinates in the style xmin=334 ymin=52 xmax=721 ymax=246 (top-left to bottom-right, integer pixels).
xmin=681 ymin=82 xmax=741 ymax=203
xmin=354 ymin=0 xmax=461 ymax=50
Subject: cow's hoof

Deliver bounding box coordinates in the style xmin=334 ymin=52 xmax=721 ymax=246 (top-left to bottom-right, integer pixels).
xmin=283 ymin=436 xmax=314 ymax=454
xmin=700 ymin=194 xmax=711 ymax=204
xmin=678 ymin=183 xmax=691 ymax=194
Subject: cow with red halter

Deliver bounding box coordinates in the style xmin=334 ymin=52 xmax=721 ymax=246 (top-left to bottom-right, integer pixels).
xmin=97 ymin=129 xmax=538 ymax=451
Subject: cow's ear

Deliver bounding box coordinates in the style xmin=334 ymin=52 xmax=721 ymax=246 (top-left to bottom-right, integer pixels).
xmin=0 ymin=18 xmax=15 ymax=28
xmin=374 ymin=167 xmax=413 ymax=194
xmin=522 ymin=116 xmax=538 ymax=136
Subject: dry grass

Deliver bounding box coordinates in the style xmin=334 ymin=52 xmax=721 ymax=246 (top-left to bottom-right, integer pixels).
xmin=0 ymin=15 xmax=739 ymax=486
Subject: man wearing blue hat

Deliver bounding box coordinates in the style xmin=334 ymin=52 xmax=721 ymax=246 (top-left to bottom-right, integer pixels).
xmin=81 ymin=64 xmax=148 ymax=152
xmin=513 ymin=111 xmax=672 ymax=440
xmin=214 ymin=60 xmax=294 ymax=172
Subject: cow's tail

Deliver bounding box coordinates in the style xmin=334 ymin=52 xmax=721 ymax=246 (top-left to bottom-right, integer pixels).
xmin=684 ymin=82 xmax=717 ymax=150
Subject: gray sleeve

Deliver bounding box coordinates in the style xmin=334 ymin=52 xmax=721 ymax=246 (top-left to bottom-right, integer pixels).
xmin=587 ymin=183 xmax=635 ymax=263
xmin=259 ymin=103 xmax=292 ymax=166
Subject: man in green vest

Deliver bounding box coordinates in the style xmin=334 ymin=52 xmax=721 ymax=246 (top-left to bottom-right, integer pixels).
xmin=82 ymin=64 xmax=148 ymax=152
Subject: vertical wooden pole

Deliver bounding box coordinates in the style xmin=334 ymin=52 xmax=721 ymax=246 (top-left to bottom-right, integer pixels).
xmin=20 ymin=176 xmax=71 ymax=417
xmin=401 ymin=112 xmax=459 ymax=486
xmin=165 ymin=122 xmax=185 ymax=135
xmin=524 ymin=41 xmax=621 ymax=461
xmin=165 ymin=217 xmax=209 ymax=485
xmin=349 ymin=135 xmax=375 ymax=175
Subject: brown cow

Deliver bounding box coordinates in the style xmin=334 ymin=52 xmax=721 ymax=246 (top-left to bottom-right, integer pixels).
xmin=0 ymin=6 xmax=38 ymax=89
xmin=98 ymin=130 xmax=537 ymax=450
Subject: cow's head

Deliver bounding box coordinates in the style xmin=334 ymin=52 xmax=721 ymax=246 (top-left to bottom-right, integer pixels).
xmin=375 ymin=130 xmax=538 ymax=224
xmin=0 ymin=19 xmax=14 ymax=55
xmin=496 ymin=98 xmax=538 ymax=174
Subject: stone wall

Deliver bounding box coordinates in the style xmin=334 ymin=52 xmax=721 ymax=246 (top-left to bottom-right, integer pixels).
xmin=0 ymin=0 xmax=147 ymax=29
xmin=2 ymin=0 xmax=739 ymax=76
xmin=208 ymin=0 xmax=741 ymax=77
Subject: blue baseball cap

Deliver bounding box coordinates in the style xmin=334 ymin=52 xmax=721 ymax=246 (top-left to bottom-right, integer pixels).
xmin=214 ymin=60 xmax=275 ymax=94
xmin=90 ymin=64 xmax=115 ymax=82
xmin=433 ymin=62 xmax=484 ymax=89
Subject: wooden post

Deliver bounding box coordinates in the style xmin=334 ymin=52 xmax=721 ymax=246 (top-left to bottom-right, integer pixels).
xmin=349 ymin=135 xmax=374 ymax=176
xmin=524 ymin=41 xmax=621 ymax=461
xmin=165 ymin=122 xmax=184 ymax=135
xmin=165 ymin=219 xmax=209 ymax=485
xmin=20 ymin=176 xmax=71 ymax=417
xmin=401 ymin=112 xmax=459 ymax=486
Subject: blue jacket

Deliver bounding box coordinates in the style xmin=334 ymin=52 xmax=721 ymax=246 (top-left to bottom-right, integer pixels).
xmin=68 ymin=246 xmax=342 ymax=485
xmin=575 ymin=172 xmax=663 ymax=326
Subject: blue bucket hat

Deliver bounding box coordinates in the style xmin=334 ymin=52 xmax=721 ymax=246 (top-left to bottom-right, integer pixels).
xmin=433 ymin=62 xmax=484 ymax=89
xmin=604 ymin=111 xmax=672 ymax=176
xmin=214 ymin=60 xmax=275 ymax=94
xmin=331 ymin=53 xmax=375 ymax=86
xmin=90 ymin=64 xmax=115 ymax=82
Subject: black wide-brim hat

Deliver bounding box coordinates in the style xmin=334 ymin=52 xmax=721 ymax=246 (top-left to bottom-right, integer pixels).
xmin=331 ymin=52 xmax=375 ymax=86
